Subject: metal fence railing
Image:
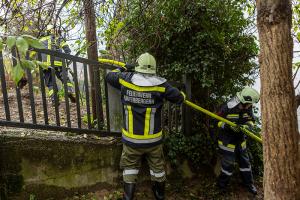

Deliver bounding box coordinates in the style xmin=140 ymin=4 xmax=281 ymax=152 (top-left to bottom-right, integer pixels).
xmin=0 ymin=48 xmax=118 ymax=136
xmin=0 ymin=48 xmax=185 ymax=136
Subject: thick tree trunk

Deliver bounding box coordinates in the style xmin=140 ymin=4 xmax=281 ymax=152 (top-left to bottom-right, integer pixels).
xmin=83 ymin=0 xmax=104 ymax=124
xmin=257 ymin=1 xmax=299 ymax=199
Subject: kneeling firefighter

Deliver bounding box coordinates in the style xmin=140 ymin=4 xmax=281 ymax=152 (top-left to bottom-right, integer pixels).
xmin=106 ymin=53 xmax=185 ymax=200
xmin=216 ymin=87 xmax=260 ymax=195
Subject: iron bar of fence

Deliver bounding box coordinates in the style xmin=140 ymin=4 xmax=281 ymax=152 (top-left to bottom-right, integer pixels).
xmin=35 ymin=48 xmax=99 ymax=66
xmin=103 ymin=68 xmax=110 ymax=132
xmin=61 ymin=59 xmax=71 ymax=127
xmin=12 ymin=49 xmax=24 ymax=122
xmin=50 ymin=55 xmax=60 ymax=126
xmin=83 ymin=63 xmax=92 ymax=129
xmin=94 ymin=65 xmax=102 ymax=130
xmin=72 ymin=61 xmax=81 ymax=128
xmin=37 ymin=52 xmax=49 ymax=125
xmin=25 ymin=53 xmax=37 ymax=124
xmin=0 ymin=51 xmax=10 ymax=121
xmin=0 ymin=120 xmax=121 ymax=137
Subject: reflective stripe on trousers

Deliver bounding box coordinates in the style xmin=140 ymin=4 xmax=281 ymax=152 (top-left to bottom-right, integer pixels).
xmin=123 ymin=169 xmax=139 ymax=176
xmin=221 ymin=167 xmax=233 ymax=176
xmin=123 ymin=169 xmax=139 ymax=183
xmin=240 ymin=167 xmax=251 ymax=172
xmin=150 ymin=170 xmax=165 ymax=178
xmin=218 ymin=140 xmax=247 ymax=153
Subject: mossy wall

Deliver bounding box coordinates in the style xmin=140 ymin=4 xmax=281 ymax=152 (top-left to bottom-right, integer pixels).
xmin=0 ymin=131 xmax=198 ymax=200
xmin=0 ymin=134 xmax=123 ymax=200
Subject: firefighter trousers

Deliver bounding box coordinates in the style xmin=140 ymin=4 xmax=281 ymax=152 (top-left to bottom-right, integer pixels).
xmin=120 ymin=143 xmax=166 ymax=183
xmin=43 ymin=66 xmax=71 ymax=90
xmin=218 ymin=141 xmax=254 ymax=187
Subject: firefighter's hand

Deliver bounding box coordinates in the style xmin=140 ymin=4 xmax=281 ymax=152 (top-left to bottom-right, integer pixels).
xmin=124 ymin=63 xmax=135 ymax=71
xmin=241 ymin=124 xmax=255 ymax=132
xmin=240 ymin=124 xmax=249 ymax=130
xmin=229 ymin=125 xmax=240 ymax=133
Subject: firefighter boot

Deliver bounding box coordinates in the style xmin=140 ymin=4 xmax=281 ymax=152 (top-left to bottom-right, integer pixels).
xmin=152 ymin=181 xmax=165 ymax=200
xmin=245 ymin=184 xmax=257 ymax=195
xmin=217 ymin=172 xmax=230 ymax=193
xmin=17 ymin=77 xmax=28 ymax=89
xmin=123 ymin=182 xmax=135 ymax=200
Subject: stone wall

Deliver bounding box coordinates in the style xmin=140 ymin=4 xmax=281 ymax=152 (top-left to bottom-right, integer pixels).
xmin=0 ymin=132 xmax=123 ymax=200
xmin=0 ymin=129 xmax=199 ymax=200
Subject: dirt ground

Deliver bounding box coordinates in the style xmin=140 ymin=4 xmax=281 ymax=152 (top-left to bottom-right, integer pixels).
xmin=0 ymin=84 xmax=93 ymax=129
xmin=65 ymin=175 xmax=263 ymax=200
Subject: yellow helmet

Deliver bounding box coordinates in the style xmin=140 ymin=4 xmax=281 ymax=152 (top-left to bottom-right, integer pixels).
xmin=135 ymin=53 xmax=156 ymax=74
xmin=236 ymin=87 xmax=260 ymax=104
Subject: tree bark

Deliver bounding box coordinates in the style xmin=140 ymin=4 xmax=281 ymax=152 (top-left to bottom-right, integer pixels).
xmin=257 ymin=1 xmax=299 ymax=199
xmin=83 ymin=0 xmax=104 ymax=124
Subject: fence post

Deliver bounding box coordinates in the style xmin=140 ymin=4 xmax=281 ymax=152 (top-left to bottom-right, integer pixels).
xmin=182 ymin=74 xmax=192 ymax=135
xmin=106 ymin=69 xmax=123 ymax=132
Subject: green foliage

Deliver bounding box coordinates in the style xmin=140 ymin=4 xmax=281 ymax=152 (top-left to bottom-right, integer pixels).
xmin=106 ymin=0 xmax=258 ymax=111
xmin=23 ymin=35 xmax=45 ymax=49
xmin=1 ymin=35 xmax=44 ymax=84
xmin=16 ymin=37 xmax=29 ymax=54
xmin=20 ymin=59 xmax=35 ymax=71
xmin=293 ymin=0 xmax=300 ymax=41
xmin=82 ymin=114 xmax=95 ymax=126
xmin=12 ymin=62 xmax=24 ymax=84
xmin=0 ymin=38 xmax=3 ymax=51
xmin=247 ymin=126 xmax=263 ymax=177
xmin=6 ymin=36 xmax=16 ymax=49
xmin=165 ymin=131 xmax=216 ymax=169
xmin=29 ymin=194 xmax=36 ymax=200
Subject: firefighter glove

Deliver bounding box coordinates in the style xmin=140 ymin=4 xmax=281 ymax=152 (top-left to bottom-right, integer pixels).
xmin=229 ymin=125 xmax=240 ymax=133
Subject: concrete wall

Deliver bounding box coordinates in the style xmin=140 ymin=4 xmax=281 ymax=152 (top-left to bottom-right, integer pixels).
xmin=0 ymin=130 xmax=199 ymax=200
xmin=0 ymin=133 xmax=123 ymax=200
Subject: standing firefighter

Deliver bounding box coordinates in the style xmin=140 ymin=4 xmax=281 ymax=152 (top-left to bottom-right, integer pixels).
xmin=106 ymin=53 xmax=185 ymax=200
xmin=40 ymin=24 xmax=76 ymax=104
xmin=216 ymin=87 xmax=260 ymax=195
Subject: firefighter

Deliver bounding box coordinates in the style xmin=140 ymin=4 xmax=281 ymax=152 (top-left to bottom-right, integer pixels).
xmin=40 ymin=24 xmax=76 ymax=104
xmin=216 ymin=87 xmax=260 ymax=195
xmin=106 ymin=53 xmax=185 ymax=200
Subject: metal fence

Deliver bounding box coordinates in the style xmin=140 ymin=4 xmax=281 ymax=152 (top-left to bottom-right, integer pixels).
xmin=0 ymin=48 xmax=185 ymax=136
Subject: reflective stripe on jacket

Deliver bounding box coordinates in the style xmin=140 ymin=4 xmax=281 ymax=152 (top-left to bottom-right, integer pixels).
xmin=106 ymin=69 xmax=184 ymax=148
xmin=39 ymin=35 xmax=71 ymax=67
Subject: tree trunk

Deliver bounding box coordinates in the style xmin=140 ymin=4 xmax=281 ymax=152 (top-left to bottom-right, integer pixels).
xmin=257 ymin=1 xmax=299 ymax=199
xmin=83 ymin=0 xmax=104 ymax=124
